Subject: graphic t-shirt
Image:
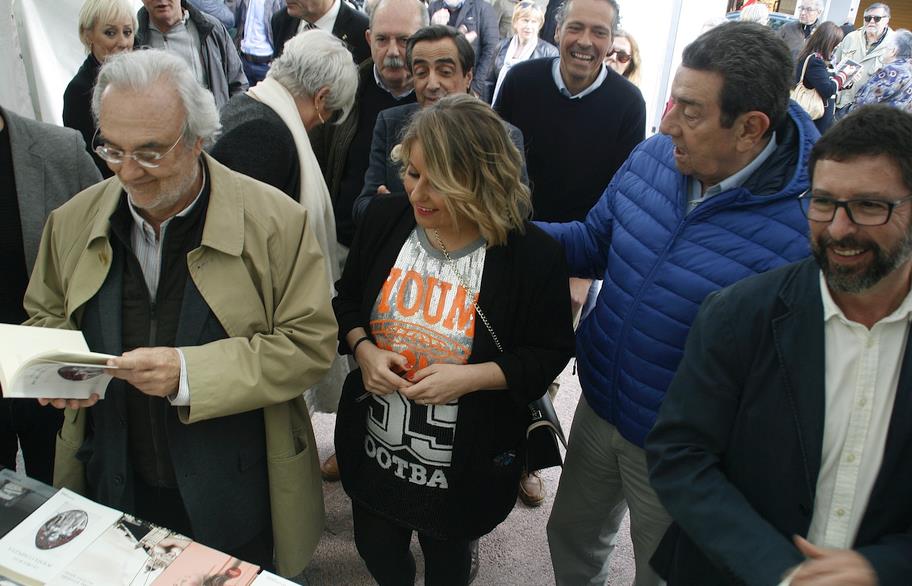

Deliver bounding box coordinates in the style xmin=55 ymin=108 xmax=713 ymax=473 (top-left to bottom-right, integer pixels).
xmin=363 ymin=227 xmax=486 ymax=508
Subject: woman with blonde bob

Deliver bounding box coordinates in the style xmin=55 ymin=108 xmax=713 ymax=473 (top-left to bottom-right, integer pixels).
xmin=64 ymin=0 xmax=136 ymax=177
xmin=333 ymin=94 xmax=574 ymax=585
xmin=488 ymin=1 xmax=558 ymax=103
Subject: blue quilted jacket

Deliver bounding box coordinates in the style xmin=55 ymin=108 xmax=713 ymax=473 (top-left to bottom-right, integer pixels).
xmin=540 ymin=103 xmax=819 ymax=447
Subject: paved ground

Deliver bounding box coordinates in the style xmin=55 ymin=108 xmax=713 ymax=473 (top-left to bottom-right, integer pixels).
xmin=301 ymin=363 xmax=636 ymax=585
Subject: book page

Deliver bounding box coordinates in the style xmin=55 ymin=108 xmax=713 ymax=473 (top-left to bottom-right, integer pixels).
xmin=0 ymin=470 xmax=57 ymax=540
xmin=0 ymin=489 xmax=122 ymax=585
xmin=0 ymin=325 xmax=115 ymax=397
xmin=6 ymin=363 xmax=112 ymax=400
xmin=251 ymin=571 xmax=299 ymax=585
xmin=152 ymin=542 xmax=259 ymax=586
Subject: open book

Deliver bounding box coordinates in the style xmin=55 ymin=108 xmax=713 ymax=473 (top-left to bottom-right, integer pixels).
xmin=0 ymin=325 xmax=116 ymax=400
xmin=834 ymin=58 xmax=862 ymax=83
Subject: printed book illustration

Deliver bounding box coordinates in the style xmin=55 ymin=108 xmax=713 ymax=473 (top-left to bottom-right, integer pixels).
xmin=151 ymin=542 xmax=258 ymax=586
xmin=0 ymin=325 xmax=118 ymax=400
xmin=0 ymin=470 xmax=57 ymax=540
xmin=835 ymin=58 xmax=862 ymax=82
xmin=250 ymin=571 xmax=299 ymax=585
xmin=48 ymin=515 xmax=189 ymax=586
xmin=0 ymin=488 xmax=122 ymax=585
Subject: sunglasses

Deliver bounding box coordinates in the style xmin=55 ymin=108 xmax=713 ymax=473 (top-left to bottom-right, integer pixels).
xmin=863 ymin=15 xmax=885 ymax=23
xmin=609 ymin=49 xmax=631 ymax=63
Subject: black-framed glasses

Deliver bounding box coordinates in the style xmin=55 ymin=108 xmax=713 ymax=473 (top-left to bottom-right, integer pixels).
xmin=798 ymin=191 xmax=912 ymax=226
xmin=92 ymin=128 xmax=185 ymax=169
xmin=863 ymin=15 xmax=885 ymax=23
xmin=609 ymin=49 xmax=631 ymax=63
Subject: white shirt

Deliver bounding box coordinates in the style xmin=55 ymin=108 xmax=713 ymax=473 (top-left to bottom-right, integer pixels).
xmin=298 ymin=0 xmax=341 ymax=33
xmin=240 ymin=0 xmax=273 ymax=57
xmin=551 ymin=58 xmax=608 ymax=99
xmin=807 ymin=272 xmax=912 ymax=548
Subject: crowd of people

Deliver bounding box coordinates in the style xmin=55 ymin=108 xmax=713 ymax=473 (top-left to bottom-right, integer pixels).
xmin=2 ymin=0 xmax=912 ymax=585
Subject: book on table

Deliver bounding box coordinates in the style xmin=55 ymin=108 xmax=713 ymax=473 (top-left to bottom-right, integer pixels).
xmin=251 ymin=571 xmax=300 ymax=585
xmin=0 ymin=469 xmax=58 ymax=540
xmin=151 ymin=542 xmax=259 ymax=586
xmin=48 ymin=515 xmax=189 ymax=586
xmin=0 ymin=488 xmax=122 ymax=585
xmin=0 ymin=325 xmax=117 ymax=400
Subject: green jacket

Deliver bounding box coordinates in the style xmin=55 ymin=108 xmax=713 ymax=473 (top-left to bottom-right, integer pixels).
xmin=24 ymin=154 xmax=337 ymax=577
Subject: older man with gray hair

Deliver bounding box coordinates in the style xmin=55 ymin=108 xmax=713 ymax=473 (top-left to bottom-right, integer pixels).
xmin=26 ymin=48 xmax=337 ymax=577
xmin=779 ymin=0 xmax=823 ymax=59
xmin=834 ymin=2 xmax=896 ymax=116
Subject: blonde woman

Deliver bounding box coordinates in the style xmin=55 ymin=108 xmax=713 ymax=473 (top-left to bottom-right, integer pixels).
xmin=605 ymin=29 xmax=642 ymax=87
xmin=64 ymin=0 xmax=136 ymax=177
xmin=488 ymin=1 xmax=559 ymax=103
xmin=333 ymin=94 xmax=573 ymax=585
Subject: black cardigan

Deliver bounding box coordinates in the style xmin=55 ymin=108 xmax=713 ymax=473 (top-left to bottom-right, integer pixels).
xmin=63 ymin=54 xmax=112 ymax=178
xmin=333 ymin=194 xmax=575 ymax=538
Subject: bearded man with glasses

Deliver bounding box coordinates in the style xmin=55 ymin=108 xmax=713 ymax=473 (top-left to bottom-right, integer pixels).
xmin=23 ymin=49 xmax=338 ymax=578
xmin=833 ymin=2 xmax=895 ymax=117
xmin=647 ymin=104 xmax=912 ymax=585
xmin=778 ymin=0 xmax=822 ymax=59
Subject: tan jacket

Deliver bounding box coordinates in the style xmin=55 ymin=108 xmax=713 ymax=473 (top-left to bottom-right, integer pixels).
xmin=24 ymin=154 xmax=338 ymax=577
xmin=833 ymin=27 xmax=895 ymax=109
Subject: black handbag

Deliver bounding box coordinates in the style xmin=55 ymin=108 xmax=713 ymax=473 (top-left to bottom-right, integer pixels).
xmin=525 ymin=394 xmax=568 ymax=471
xmin=433 ymin=229 xmax=568 ymax=473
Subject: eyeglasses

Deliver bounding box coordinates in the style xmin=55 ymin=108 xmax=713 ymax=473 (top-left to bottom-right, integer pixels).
xmin=798 ymin=191 xmax=912 ymax=226
xmin=863 ymin=15 xmax=885 ymax=23
xmin=608 ymin=49 xmax=631 ymax=63
xmin=797 ymin=6 xmax=818 ymax=12
xmin=92 ymin=128 xmax=185 ymax=168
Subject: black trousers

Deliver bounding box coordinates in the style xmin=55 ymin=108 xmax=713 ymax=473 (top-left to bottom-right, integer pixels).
xmin=352 ymin=501 xmax=471 ymax=586
xmin=133 ymin=474 xmax=275 ymax=572
xmin=0 ymin=398 xmax=63 ymax=484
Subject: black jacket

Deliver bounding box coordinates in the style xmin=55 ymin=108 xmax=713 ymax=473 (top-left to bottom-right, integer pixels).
xmin=270 ymin=2 xmax=369 ymax=63
xmin=63 ymin=54 xmax=112 ymax=178
xmin=333 ymin=194 xmax=574 ymax=539
xmin=647 ymin=258 xmax=912 ymax=585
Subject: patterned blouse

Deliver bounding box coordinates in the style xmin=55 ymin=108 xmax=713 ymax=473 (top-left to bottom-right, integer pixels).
xmin=853 ymin=58 xmax=912 ymax=113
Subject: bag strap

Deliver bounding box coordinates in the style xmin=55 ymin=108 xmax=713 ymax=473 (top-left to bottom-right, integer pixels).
xmin=798 ymin=54 xmax=813 ymax=84
xmin=432 ymin=229 xmax=503 ymax=353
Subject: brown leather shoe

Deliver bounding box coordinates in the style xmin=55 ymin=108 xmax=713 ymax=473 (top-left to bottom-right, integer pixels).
xmin=321 ymin=453 xmax=340 ymax=482
xmin=518 ymin=470 xmax=545 ymax=507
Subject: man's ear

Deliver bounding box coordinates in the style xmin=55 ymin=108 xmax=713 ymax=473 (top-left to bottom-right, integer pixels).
xmin=365 ymin=28 xmax=372 ymax=47
xmin=736 ymin=111 xmax=771 ymax=153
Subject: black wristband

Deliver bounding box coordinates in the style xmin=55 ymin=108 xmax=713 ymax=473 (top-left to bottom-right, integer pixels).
xmin=351 ymin=335 xmax=372 ymax=355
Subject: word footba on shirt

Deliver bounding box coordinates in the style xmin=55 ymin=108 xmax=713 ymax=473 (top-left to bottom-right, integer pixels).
xmin=364 ymin=435 xmax=449 ymax=489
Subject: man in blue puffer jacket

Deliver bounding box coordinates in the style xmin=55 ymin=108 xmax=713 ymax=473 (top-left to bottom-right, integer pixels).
xmin=539 ymin=22 xmax=820 ymax=586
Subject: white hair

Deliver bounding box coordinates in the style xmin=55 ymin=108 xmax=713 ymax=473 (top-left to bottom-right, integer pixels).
xmin=78 ymin=0 xmax=137 ymax=52
xmin=91 ymin=49 xmax=221 ymax=145
xmin=740 ymin=3 xmax=770 ymax=26
xmin=891 ymin=29 xmax=912 ymax=59
xmin=267 ymin=29 xmax=359 ymax=124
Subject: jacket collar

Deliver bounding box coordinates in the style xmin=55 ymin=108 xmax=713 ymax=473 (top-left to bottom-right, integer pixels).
xmin=87 ymin=153 xmax=244 ymax=257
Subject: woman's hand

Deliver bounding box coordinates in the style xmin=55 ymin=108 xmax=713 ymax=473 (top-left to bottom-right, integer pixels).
xmin=356 ymin=342 xmax=413 ymax=396
xmin=400 ymin=363 xmax=507 ymax=405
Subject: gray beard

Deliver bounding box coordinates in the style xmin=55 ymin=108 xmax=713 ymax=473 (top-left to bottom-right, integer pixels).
xmin=813 ymin=230 xmax=912 ymax=294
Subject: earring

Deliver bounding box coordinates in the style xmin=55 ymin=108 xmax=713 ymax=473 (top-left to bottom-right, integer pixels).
xmin=314 ymin=98 xmax=326 ymax=125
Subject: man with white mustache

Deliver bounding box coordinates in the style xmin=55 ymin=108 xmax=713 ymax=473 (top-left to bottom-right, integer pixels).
xmin=538 ymin=22 xmax=817 ymax=586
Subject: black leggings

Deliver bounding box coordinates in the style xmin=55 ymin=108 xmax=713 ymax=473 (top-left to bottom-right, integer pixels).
xmin=352 ymin=501 xmax=472 ymax=586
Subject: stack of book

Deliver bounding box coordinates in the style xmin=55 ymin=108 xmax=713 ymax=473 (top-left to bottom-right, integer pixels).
xmin=0 ymin=470 xmax=297 ymax=586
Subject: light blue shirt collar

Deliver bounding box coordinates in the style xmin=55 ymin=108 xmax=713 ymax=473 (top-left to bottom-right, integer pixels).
xmin=551 ymin=58 xmax=608 ymax=100
xmin=687 ymin=132 xmax=779 ymax=212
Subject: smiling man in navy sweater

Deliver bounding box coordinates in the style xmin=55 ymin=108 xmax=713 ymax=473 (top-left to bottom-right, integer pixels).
xmin=492 ymin=0 xmax=644 ymax=507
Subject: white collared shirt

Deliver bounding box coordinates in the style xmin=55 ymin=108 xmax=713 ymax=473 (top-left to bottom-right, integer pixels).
xmin=687 ymin=132 xmax=779 ymax=211
xmin=126 ymin=161 xmax=208 ymax=407
xmin=298 ymin=0 xmax=341 ymax=33
xmin=372 ymin=65 xmax=414 ymax=99
xmin=551 ymin=58 xmax=608 ymax=100
xmin=807 ymin=272 xmax=912 ymax=548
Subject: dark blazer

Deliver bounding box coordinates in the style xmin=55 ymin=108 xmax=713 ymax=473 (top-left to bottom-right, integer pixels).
xmin=428 ymin=0 xmax=499 ymax=97
xmin=352 ymin=102 xmax=528 ymax=223
xmin=209 ymin=94 xmax=300 ymax=199
xmin=63 ymin=54 xmax=112 ymax=178
xmin=796 ymin=53 xmax=837 ymax=134
xmin=646 ymin=257 xmax=912 ymax=586
xmin=333 ymin=194 xmax=574 ymax=539
xmin=2 ymin=106 xmax=100 ymax=275
xmin=270 ymin=2 xmax=369 ymax=64
xmin=487 ymin=38 xmax=559 ymax=102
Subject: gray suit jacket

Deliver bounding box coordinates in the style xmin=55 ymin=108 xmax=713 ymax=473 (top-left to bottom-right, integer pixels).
xmin=3 ymin=106 xmax=101 ymax=275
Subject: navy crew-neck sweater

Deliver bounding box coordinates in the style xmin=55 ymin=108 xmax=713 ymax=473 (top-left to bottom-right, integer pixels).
xmin=494 ymin=57 xmax=646 ymax=222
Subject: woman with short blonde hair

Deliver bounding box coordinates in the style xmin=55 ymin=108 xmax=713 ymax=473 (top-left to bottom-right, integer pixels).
xmin=65 ymin=0 xmax=136 ymax=177
xmin=488 ymin=1 xmax=559 ymax=103
xmin=333 ymin=94 xmax=573 ymax=584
